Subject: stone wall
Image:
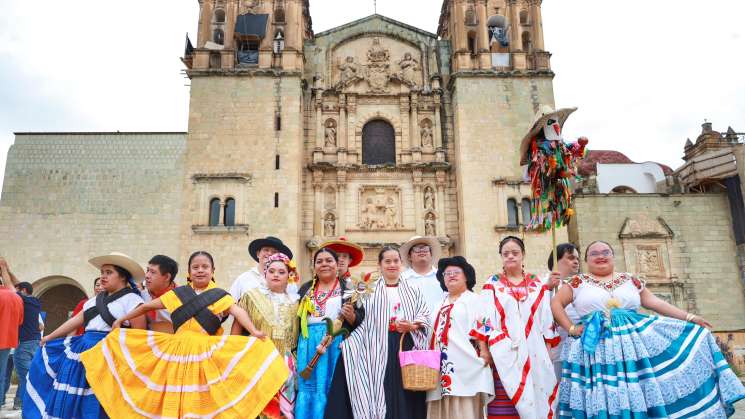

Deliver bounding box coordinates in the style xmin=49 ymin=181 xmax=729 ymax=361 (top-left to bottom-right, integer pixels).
xmin=450 ymin=75 xmax=565 ymax=279
xmin=0 ymin=132 xmax=186 ymax=295
xmin=570 ymin=193 xmax=745 ymax=331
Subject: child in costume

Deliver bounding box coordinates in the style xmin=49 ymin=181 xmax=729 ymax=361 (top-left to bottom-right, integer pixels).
xmin=80 ymin=250 xmax=289 ymax=419
xmin=23 ymin=252 xmax=147 ymax=419
xmin=234 ymin=252 xmax=300 ymax=419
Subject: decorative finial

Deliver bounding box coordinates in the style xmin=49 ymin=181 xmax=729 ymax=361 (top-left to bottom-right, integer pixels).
xmin=374 ymin=0 xmax=377 ymax=14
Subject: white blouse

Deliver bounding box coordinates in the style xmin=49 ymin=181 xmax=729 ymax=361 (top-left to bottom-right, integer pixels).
xmin=569 ymin=272 xmax=644 ymax=318
xmin=83 ymin=291 xmax=144 ymax=332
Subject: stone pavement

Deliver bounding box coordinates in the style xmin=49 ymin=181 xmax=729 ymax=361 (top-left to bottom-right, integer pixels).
xmin=2 ymin=384 xmax=744 ymax=418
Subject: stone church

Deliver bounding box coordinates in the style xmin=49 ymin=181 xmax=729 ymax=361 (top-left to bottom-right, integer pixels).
xmin=2 ymin=0 xmax=745 ymax=355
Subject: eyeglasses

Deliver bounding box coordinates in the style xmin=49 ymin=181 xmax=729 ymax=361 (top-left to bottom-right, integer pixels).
xmin=442 ymin=269 xmax=463 ymax=277
xmin=588 ymin=249 xmax=613 ymax=258
xmin=412 ymin=245 xmax=431 ymax=253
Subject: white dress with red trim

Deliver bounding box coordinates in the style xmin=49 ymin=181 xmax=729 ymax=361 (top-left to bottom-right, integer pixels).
xmin=481 ymin=273 xmax=559 ymax=419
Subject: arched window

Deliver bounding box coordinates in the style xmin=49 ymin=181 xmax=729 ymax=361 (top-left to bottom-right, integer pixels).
xmin=209 ymin=198 xmax=221 ymax=226
xmin=521 ymin=198 xmax=532 ymax=226
xmin=522 ymin=31 xmax=531 ymax=52
xmin=519 ymin=9 xmax=529 ymax=25
xmin=213 ymin=28 xmax=225 ymax=45
xmin=362 ymin=119 xmax=396 ymax=165
xmin=507 ymin=198 xmax=518 ymax=227
xmin=224 ymin=198 xmax=236 ymax=226
xmin=209 ymin=52 xmax=222 ymax=68
xmin=214 ymin=9 xmax=226 ymax=23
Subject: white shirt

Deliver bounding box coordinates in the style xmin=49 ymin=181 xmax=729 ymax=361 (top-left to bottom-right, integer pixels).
xmin=230 ymin=266 xmax=299 ymax=301
xmin=83 ymin=291 xmax=144 ymax=332
xmin=401 ymin=266 xmax=445 ymax=316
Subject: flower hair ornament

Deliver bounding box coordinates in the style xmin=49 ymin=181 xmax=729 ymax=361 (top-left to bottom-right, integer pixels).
xmin=264 ymin=253 xmax=300 ymax=285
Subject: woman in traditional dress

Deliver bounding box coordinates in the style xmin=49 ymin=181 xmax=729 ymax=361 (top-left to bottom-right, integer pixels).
xmin=233 ymin=253 xmax=300 ymax=419
xmin=296 ymin=247 xmax=364 ymax=419
xmin=552 ymin=240 xmax=745 ymax=418
xmin=480 ymin=236 xmax=559 ymax=419
xmin=324 ymin=245 xmax=432 ymax=419
xmin=23 ymin=252 xmax=147 ymax=419
xmin=426 ymin=256 xmax=494 ymax=419
xmin=79 ymin=250 xmax=289 ymax=419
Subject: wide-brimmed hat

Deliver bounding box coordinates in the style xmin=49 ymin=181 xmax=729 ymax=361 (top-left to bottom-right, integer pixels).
xmin=436 ymin=256 xmax=477 ymax=291
xmin=519 ymin=106 xmax=577 ymax=165
xmin=400 ymin=236 xmax=441 ymax=266
xmin=248 ymin=236 xmax=293 ymax=262
xmin=89 ymin=252 xmax=145 ymax=281
xmin=319 ymin=237 xmax=365 ymax=268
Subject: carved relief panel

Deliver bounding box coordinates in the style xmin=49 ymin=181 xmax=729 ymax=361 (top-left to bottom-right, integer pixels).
xmin=357 ymin=185 xmax=403 ymax=230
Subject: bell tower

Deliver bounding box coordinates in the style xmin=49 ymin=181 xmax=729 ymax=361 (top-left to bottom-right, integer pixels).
xmin=178 ymin=0 xmax=312 ymax=286
xmin=439 ymin=0 xmax=564 ymax=275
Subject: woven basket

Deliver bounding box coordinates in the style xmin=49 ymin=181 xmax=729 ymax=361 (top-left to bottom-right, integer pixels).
xmin=399 ymin=332 xmax=440 ymax=391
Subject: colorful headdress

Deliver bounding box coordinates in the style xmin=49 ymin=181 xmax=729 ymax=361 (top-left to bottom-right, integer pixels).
xmin=263 ymin=253 xmax=300 ymax=285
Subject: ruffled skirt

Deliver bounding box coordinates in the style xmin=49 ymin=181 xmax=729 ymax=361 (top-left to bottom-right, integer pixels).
xmin=23 ymin=331 xmax=108 ymax=419
xmin=80 ymin=328 xmax=289 ymax=419
xmin=558 ymin=310 xmax=745 ymax=418
xmin=295 ymin=323 xmax=342 ymax=419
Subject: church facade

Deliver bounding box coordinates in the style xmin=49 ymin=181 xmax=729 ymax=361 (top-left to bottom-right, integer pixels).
xmin=2 ymin=0 xmax=745 ymax=346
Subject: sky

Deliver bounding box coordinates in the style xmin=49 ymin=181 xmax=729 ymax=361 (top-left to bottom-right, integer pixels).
xmin=0 ymin=0 xmax=744 ymax=191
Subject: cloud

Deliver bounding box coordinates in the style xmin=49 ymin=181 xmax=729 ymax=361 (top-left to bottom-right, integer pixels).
xmin=1 ymin=0 xmax=743 ymax=191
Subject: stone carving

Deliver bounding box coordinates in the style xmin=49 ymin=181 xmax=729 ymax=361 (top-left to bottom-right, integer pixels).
xmin=424 ymin=186 xmax=435 ymax=210
xmin=358 ymin=186 xmax=401 ymax=230
xmin=420 ymin=120 xmax=433 ymax=148
xmin=324 ymin=186 xmax=335 ymax=209
xmin=425 ymin=212 xmax=436 ymax=236
xmin=619 ymin=215 xmax=672 ymax=239
xmin=338 ymin=56 xmax=363 ymax=88
xmin=637 ymin=246 xmax=664 ymax=277
xmin=367 ymin=37 xmax=390 ymax=62
xmin=324 ymin=120 xmax=337 ymax=148
xmin=240 ymin=0 xmax=260 ymax=14
xmin=397 ymin=53 xmax=420 ymax=87
xmin=364 ymin=39 xmax=392 ymax=94
xmin=324 ymin=213 xmax=336 ymax=237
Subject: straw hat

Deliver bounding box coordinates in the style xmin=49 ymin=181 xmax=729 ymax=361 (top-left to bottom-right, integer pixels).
xmin=89 ymin=252 xmax=145 ymax=281
xmin=319 ymin=237 xmax=365 ymax=268
xmin=399 ymin=236 xmax=441 ymax=267
xmin=519 ymin=106 xmax=577 ymax=165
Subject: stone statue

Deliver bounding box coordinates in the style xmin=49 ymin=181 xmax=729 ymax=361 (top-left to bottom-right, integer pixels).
xmin=361 ymin=197 xmax=380 ymax=229
xmin=425 ymin=212 xmax=436 ymax=236
xmin=338 ymin=56 xmax=362 ymax=88
xmin=421 ymin=123 xmax=433 ymax=148
xmin=424 ymin=187 xmax=435 ymax=210
xmin=325 ymin=121 xmax=337 ymax=148
xmin=324 ymin=213 xmax=336 ymax=237
xmin=384 ymin=196 xmax=398 ymax=228
xmin=398 ymin=53 xmax=420 ymax=87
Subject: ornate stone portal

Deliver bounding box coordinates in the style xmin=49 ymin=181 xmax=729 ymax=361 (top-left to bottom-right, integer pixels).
xmin=334 ymin=37 xmax=423 ymax=94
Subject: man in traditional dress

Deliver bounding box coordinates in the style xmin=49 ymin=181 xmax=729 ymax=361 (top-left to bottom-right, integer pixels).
xmin=400 ymin=236 xmax=444 ymax=314
xmin=230 ymin=236 xmax=295 ymax=300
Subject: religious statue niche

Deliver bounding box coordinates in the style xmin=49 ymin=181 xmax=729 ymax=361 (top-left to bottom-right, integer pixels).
xmin=324 ymin=119 xmax=337 ymax=148
xmin=423 ymin=186 xmax=435 ymax=210
xmin=324 ymin=212 xmax=336 ymax=237
xmin=424 ymin=211 xmax=437 ymax=236
xmin=420 ymin=119 xmax=433 ymax=148
xmin=358 ymin=186 xmax=402 ymax=230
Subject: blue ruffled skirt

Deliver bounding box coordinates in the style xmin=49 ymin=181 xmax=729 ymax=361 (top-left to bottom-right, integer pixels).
xmin=295 ymin=323 xmax=343 ymax=419
xmin=23 ymin=331 xmax=108 ymax=419
xmin=558 ymin=309 xmax=745 ymax=418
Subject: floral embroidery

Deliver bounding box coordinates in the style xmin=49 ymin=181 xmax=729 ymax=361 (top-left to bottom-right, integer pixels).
xmin=631 ymin=275 xmax=645 ymax=290
xmin=439 ymin=351 xmax=455 ymax=395
xmin=311 ymin=287 xmax=341 ymax=317
xmin=469 ymin=317 xmax=494 ymax=342
xmin=388 ymin=302 xmax=402 ymax=331
xmin=496 ymin=274 xmax=541 ymax=301
xmin=569 ymin=275 xmax=583 ymax=288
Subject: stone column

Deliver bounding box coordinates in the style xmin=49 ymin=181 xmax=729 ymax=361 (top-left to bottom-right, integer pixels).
xmin=338 ymin=95 xmax=348 ymax=164
xmin=224 ymin=0 xmax=237 ymax=49
xmin=312 ymin=171 xmax=323 ymax=236
xmin=413 ymin=170 xmax=424 ymax=234
xmin=313 ymin=92 xmax=324 ymax=162
xmin=436 ymin=183 xmax=447 ymax=237
xmin=477 ymin=0 xmax=490 ymax=68
xmin=400 ymin=95 xmax=411 ymax=163
xmin=530 ymin=0 xmax=545 ymax=51
xmin=509 ymin=0 xmax=521 ymax=52
xmin=337 ymin=171 xmax=347 ymax=234
xmin=199 ymin=0 xmax=215 ymax=47
xmin=433 ymin=93 xmax=444 ymax=162
xmin=411 ymin=94 xmax=421 ymax=162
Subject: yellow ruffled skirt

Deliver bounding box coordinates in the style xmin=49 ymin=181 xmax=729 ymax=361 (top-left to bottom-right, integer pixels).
xmin=80 ymin=328 xmax=289 ymax=419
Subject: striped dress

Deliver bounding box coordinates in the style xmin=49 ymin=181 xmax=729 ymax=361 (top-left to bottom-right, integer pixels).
xmin=559 ymin=273 xmax=745 ymax=418
xmin=324 ymin=277 xmax=432 ymax=419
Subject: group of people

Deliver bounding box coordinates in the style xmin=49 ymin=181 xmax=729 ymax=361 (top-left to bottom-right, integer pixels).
xmin=0 ymin=258 xmax=44 ymax=412
xmin=1 ymin=233 xmax=743 ymax=418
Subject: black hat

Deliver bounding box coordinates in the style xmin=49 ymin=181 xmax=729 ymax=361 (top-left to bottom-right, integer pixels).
xmin=248 ymin=236 xmax=293 ymax=262
xmin=436 ymin=256 xmax=476 ymax=292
